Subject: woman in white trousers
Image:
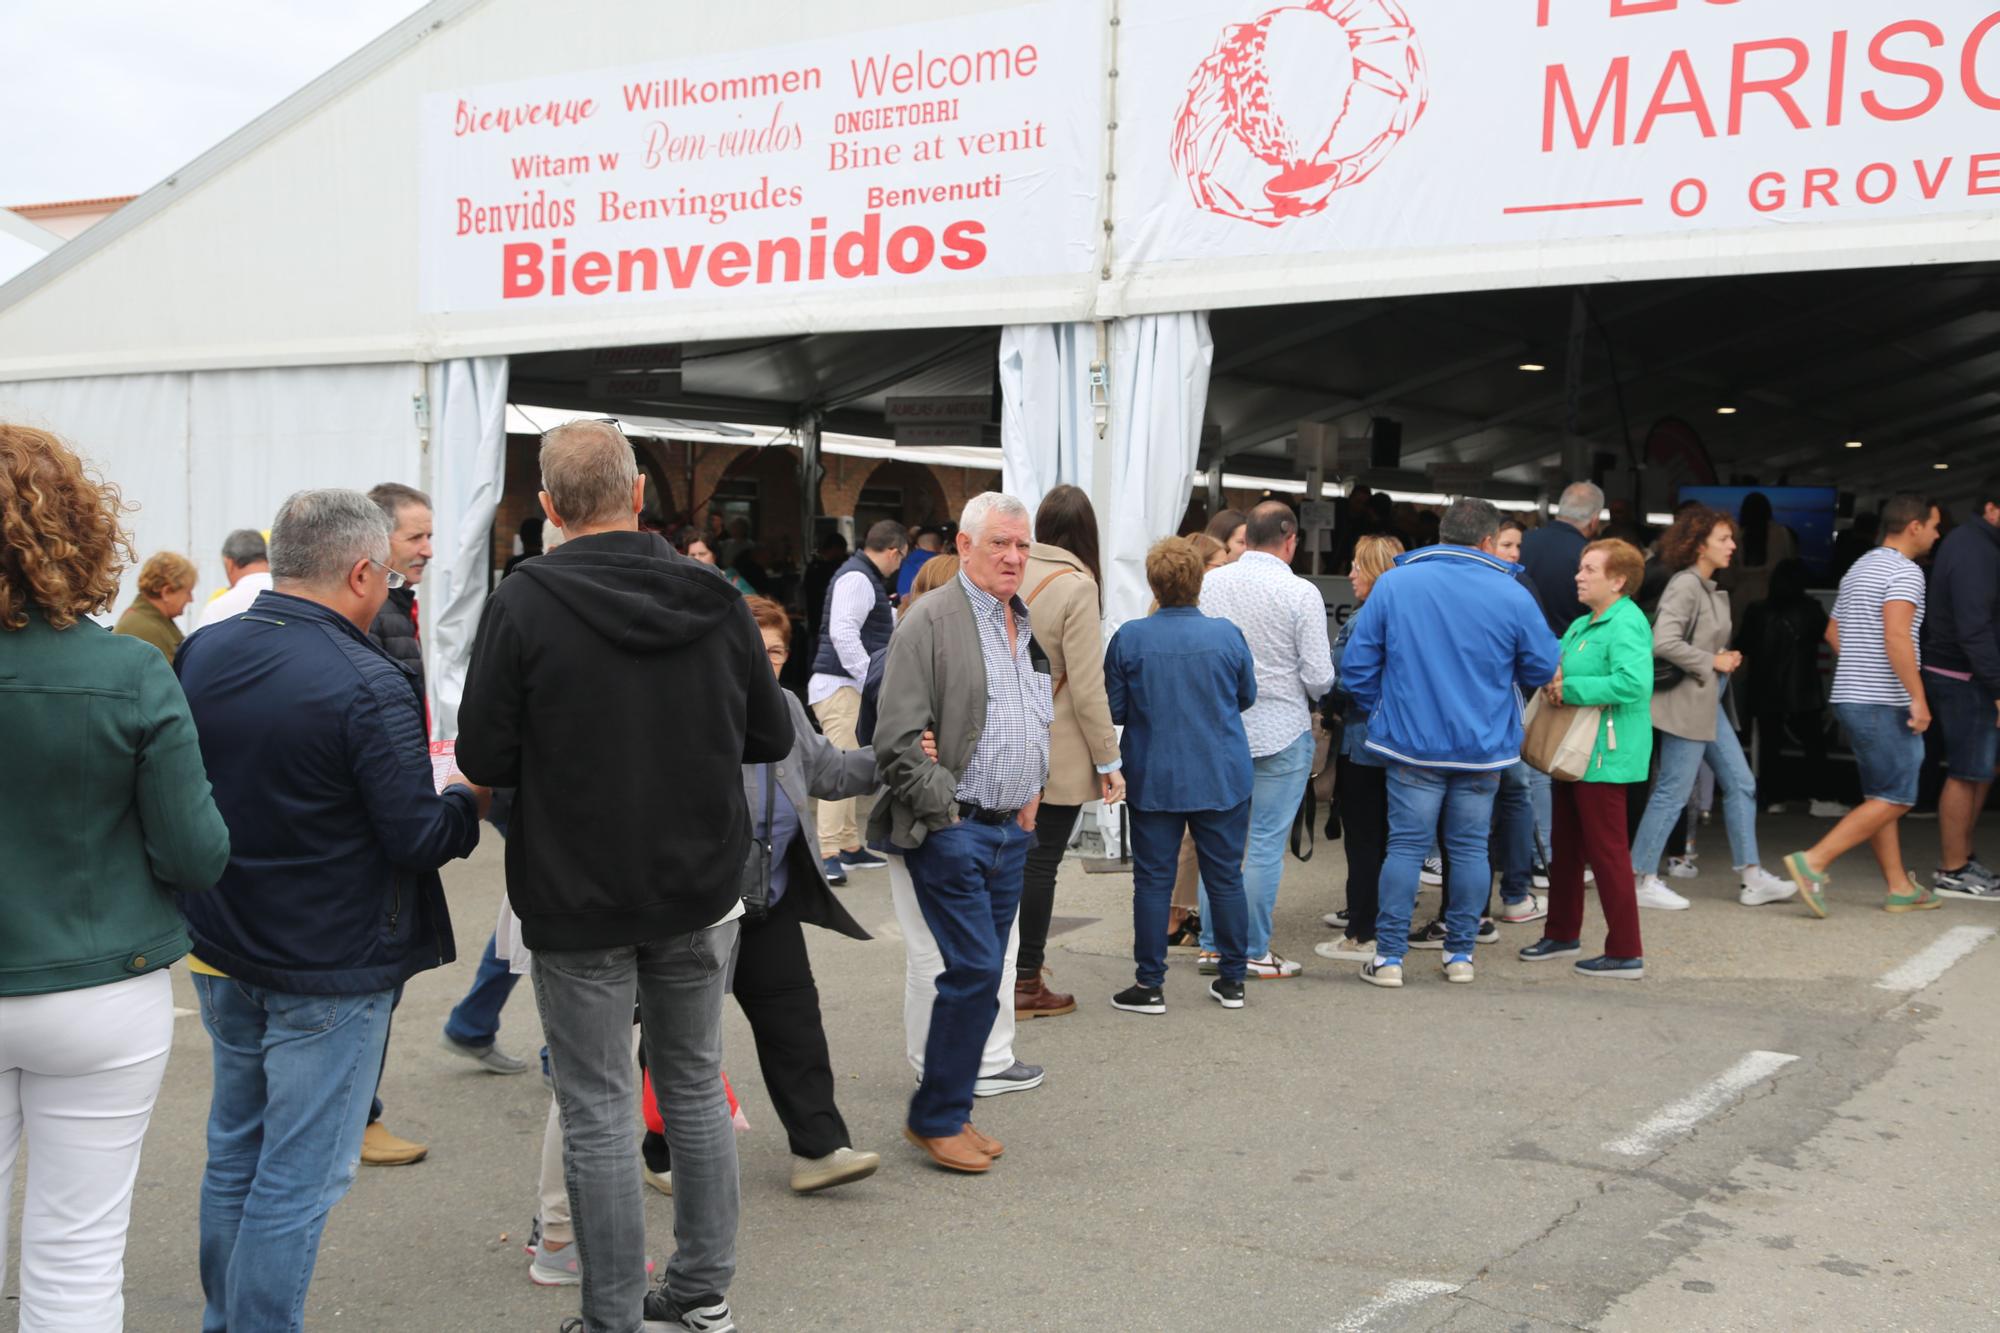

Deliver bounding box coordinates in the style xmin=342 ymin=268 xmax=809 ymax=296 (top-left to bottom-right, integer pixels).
xmin=887 ymin=855 xmax=1022 ymax=1083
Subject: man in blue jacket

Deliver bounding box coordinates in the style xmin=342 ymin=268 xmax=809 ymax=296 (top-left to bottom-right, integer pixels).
xmin=1923 ymin=478 xmax=2000 ymax=898
xmin=1340 ymin=498 xmax=1561 ymax=988
xmin=177 ymin=488 xmax=487 ymax=1333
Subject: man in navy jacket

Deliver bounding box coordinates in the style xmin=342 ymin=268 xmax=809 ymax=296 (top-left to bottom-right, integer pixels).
xmin=1922 ymin=479 xmax=2000 ymax=897
xmin=1340 ymin=498 xmax=1561 ymax=988
xmin=177 ymin=488 xmax=486 ymax=1333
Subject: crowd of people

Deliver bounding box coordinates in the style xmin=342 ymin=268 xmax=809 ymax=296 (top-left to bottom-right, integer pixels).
xmin=4 ymin=413 xmax=1998 ymax=1332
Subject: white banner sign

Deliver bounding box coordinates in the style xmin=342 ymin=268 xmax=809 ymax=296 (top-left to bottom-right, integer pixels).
xmin=1115 ymin=1 xmax=2000 ymax=269
xmin=419 ymin=4 xmax=1102 ymax=313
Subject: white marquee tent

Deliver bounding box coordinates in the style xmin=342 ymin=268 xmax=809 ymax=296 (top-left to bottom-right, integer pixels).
xmin=5 ymin=0 xmax=1998 ymax=731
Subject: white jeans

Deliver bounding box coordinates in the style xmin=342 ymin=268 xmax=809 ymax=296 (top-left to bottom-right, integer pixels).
xmin=888 ymin=854 xmax=1019 ymax=1078
xmin=0 ymin=970 xmax=174 ymax=1332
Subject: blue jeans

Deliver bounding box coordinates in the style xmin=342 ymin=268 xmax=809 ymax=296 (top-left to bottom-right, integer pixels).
xmin=1199 ymin=728 xmax=1313 ymax=958
xmin=1834 ymin=701 xmax=1924 ymax=806
xmin=1494 ymin=761 xmax=1536 ymax=904
xmin=1527 ymin=766 xmax=1554 ymax=861
xmin=535 ymin=922 xmax=740 ymax=1331
xmin=194 ymin=976 xmax=395 ymax=1333
xmin=1630 ymin=697 xmax=1759 ymax=875
xmin=1131 ymin=802 xmax=1250 ymax=985
xmin=1378 ymin=765 xmax=1502 ymax=962
xmin=443 ymin=931 xmax=521 ymax=1048
xmin=904 ymin=819 xmax=1034 ymax=1138
xmin=1927 ymin=671 xmax=2000 ymax=780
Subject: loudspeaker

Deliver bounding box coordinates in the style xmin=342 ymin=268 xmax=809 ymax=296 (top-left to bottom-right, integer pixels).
xmin=1370 ymin=417 xmax=1402 ymax=470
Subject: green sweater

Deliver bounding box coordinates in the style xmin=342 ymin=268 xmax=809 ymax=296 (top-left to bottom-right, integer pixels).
xmin=1556 ymin=597 xmax=1655 ymax=784
xmin=0 ymin=611 xmax=230 ymax=996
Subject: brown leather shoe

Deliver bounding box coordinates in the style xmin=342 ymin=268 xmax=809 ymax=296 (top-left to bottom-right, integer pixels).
xmin=1014 ymin=968 xmax=1077 ymax=1018
xmin=903 ymin=1126 xmax=992 ymax=1174
xmin=961 ymin=1122 xmax=1004 ymax=1159
xmin=360 ymin=1121 xmax=428 ymax=1167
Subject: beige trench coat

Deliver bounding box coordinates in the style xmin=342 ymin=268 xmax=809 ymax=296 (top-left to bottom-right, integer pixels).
xmin=1022 ymin=543 xmax=1121 ymax=807
xmin=1651 ymin=568 xmax=1737 ymax=742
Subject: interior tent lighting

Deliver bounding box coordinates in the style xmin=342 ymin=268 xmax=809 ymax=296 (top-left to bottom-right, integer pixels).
xmin=1845 ymin=441 xmax=1864 ymax=449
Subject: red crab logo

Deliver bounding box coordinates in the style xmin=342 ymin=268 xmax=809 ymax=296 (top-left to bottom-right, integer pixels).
xmin=1171 ymin=0 xmax=1429 ymax=228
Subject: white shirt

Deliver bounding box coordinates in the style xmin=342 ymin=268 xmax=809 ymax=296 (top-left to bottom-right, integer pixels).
xmin=807 ymin=567 xmax=885 ymax=706
xmin=198 ymin=570 xmax=274 ymax=629
xmin=1198 ymin=551 xmax=1336 ymax=757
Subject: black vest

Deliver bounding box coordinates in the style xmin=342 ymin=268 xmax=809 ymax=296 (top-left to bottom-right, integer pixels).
xmin=811 ymin=554 xmax=894 ymax=679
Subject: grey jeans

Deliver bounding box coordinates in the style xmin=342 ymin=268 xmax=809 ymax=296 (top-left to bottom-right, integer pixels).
xmin=532 ymin=920 xmax=740 ymax=1333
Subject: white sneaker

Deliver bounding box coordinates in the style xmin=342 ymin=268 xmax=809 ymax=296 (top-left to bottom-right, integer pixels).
xmin=1499 ymin=893 xmax=1548 ymax=924
xmin=1635 ymin=875 xmax=1691 ymax=911
xmin=1245 ymin=951 xmax=1303 ymax=978
xmin=790 ymin=1146 xmax=880 ymax=1194
xmin=1419 ymin=856 xmax=1445 ymax=886
xmin=1665 ymin=855 xmax=1700 ymax=880
xmin=1322 ymin=909 xmax=1350 ymax=929
xmin=1808 ymin=800 xmax=1852 ymax=818
xmin=1764 ymin=802 xmax=1789 ymax=815
xmin=1738 ymin=865 xmax=1796 ymax=907
xmin=1313 ymin=936 xmax=1376 ymax=962
xmin=1583 ymin=865 xmax=1595 ymax=884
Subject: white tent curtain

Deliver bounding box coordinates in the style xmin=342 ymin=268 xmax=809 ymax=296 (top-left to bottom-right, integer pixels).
xmin=0 ymin=366 xmax=421 ymax=623
xmin=998 ymin=323 xmax=1098 ymax=518
xmin=425 ymin=357 xmax=510 ymax=740
xmin=998 ymin=313 xmax=1213 ymax=633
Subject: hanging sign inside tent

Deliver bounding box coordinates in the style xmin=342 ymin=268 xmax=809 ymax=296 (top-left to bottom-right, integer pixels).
xmin=1114 ymin=1 xmax=2000 ymax=270
xmin=885 ymin=395 xmax=992 ymax=423
xmin=418 ymin=4 xmax=1101 ymax=313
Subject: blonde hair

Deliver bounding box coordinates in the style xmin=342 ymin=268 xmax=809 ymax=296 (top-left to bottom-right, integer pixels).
xmin=137 ymin=550 xmax=197 ymax=599
xmin=1352 ymin=534 xmax=1404 ymax=582
xmin=1188 ymin=533 xmax=1226 ymax=568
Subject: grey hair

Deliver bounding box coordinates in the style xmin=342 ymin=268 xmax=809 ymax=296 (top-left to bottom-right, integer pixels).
xmin=220 ymin=528 xmax=268 ymax=566
xmin=959 ymin=492 xmax=1030 ymax=541
xmin=269 ymin=489 xmax=392 ymax=588
xmin=1557 ymin=482 xmax=1606 ymax=525
xmin=1439 ymin=497 xmax=1503 ymax=548
xmin=540 ymin=419 xmax=636 ymax=527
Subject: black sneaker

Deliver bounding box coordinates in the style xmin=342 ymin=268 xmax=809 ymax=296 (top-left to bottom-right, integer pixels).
xmin=643 ymin=1288 xmax=737 ymax=1332
xmin=822 ymin=855 xmax=848 ymax=886
xmin=1208 ymin=978 xmax=1245 ymax=1009
xmin=1411 ymin=918 xmax=1499 ymax=947
xmin=1518 ymin=938 xmax=1581 ymax=962
xmin=1111 ymin=984 xmax=1166 ymax=1014
xmin=838 ymin=846 xmax=889 ymax=871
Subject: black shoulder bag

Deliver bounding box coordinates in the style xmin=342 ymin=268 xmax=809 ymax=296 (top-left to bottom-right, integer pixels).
xmin=739 ymin=764 xmax=775 ymax=923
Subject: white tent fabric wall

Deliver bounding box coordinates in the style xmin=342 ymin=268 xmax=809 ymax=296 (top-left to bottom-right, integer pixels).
xmin=998 ymin=323 xmax=1098 ymax=519
xmin=0 ymin=365 xmax=421 ymax=632
xmin=0 ymin=374 xmax=191 ymax=621
xmin=425 ymin=357 xmax=509 ymax=741
xmin=999 ymin=314 xmax=1214 ymax=634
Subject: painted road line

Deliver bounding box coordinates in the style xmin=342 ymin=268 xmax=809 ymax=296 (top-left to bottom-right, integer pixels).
xmin=1603 ymin=1050 xmax=1800 ymax=1157
xmin=1328 ymin=1280 xmax=1460 ymax=1332
xmin=1875 ymin=925 xmax=1997 ymax=993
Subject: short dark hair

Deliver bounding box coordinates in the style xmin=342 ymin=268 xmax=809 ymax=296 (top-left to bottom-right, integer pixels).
xmin=1660 ymin=505 xmax=1734 ymax=571
xmin=367 ymin=482 xmax=431 ymax=523
xmin=220 ymin=528 xmax=267 ymax=565
xmin=1439 ymin=497 xmax=1502 ymax=547
xmin=1245 ymin=500 xmax=1298 ymax=550
xmin=1881 ymin=493 xmax=1931 ymax=537
xmin=863 ymin=520 xmax=908 ymax=554
xmin=1146 ymin=537 xmax=1205 ymax=608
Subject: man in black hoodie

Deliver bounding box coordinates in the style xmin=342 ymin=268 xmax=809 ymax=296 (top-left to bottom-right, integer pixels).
xmin=458 ymin=420 xmax=792 ymax=1333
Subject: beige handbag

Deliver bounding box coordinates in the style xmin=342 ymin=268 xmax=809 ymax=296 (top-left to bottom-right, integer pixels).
xmin=1521 ymin=692 xmax=1601 ymax=782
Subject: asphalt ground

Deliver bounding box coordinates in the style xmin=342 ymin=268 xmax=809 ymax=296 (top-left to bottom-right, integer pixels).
xmin=7 ymin=810 xmax=1999 ymax=1332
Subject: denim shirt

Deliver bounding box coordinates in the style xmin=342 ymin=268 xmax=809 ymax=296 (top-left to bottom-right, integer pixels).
xmin=1103 ymin=607 xmax=1257 ymax=812
xmin=1330 ymin=615 xmax=1384 ymax=768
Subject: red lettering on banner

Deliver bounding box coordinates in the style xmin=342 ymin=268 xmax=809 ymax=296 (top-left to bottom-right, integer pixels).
xmin=1971 ymin=153 xmax=2000 ymax=195
xmin=571 ymin=251 xmax=611 ymax=295
xmin=1802 ymin=167 xmax=1840 ymax=207
xmin=1865 ymin=22 xmax=1946 ymax=121
xmin=708 ymin=242 xmax=752 ymax=287
xmin=1729 ymin=38 xmax=1810 ymax=134
xmin=1636 ymin=50 xmax=1718 ymax=143
xmin=1544 ymin=59 xmax=1629 ymax=150
xmin=1854 ymin=162 xmax=1896 ymax=204
xmin=1965 ymin=13 xmax=2000 ymax=109
xmin=1915 ymin=156 xmax=1954 ymax=199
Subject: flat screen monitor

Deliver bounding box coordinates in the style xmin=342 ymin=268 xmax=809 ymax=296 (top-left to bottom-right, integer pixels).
xmin=1677 ymin=486 xmax=1839 ymax=581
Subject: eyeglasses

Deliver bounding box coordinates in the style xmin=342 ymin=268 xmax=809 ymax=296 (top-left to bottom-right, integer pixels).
xmin=539 ymin=416 xmax=627 ymax=440
xmin=368 ymin=558 xmax=408 ymax=591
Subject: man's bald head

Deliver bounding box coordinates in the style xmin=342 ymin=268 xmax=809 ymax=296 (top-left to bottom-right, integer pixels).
xmin=540 ymin=420 xmax=640 ymax=530
xmin=1246 ymin=500 xmax=1300 ymax=553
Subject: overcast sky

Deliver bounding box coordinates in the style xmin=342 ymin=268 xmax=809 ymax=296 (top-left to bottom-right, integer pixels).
xmin=4 ymin=0 xmax=427 ymax=206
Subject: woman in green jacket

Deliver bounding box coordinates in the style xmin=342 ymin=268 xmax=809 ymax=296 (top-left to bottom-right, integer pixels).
xmin=1520 ymin=539 xmax=1654 ymax=980
xmin=0 ymin=424 xmax=231 ymax=1328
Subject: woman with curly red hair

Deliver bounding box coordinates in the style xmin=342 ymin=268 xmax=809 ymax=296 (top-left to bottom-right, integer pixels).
xmin=0 ymin=424 xmax=231 ymax=1328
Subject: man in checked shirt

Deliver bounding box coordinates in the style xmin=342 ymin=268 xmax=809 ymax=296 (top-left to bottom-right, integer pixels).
xmin=870 ymin=492 xmax=1054 ymax=1174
